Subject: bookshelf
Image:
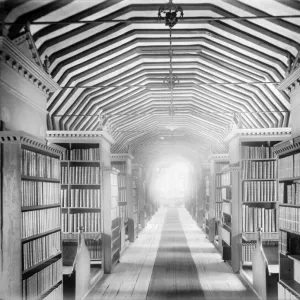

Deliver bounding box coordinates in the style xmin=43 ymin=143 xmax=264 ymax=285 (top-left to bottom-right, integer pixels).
xmin=132 ymin=164 xmax=145 ymax=238
xmin=204 ymin=175 xmax=210 ymax=238
xmin=208 ymin=154 xmax=229 ymax=248
xmin=0 ymin=131 xmax=64 ymax=300
xmin=220 ymin=165 xmax=232 ymax=263
xmin=110 ymin=168 xmax=121 ymax=267
xmin=111 ymin=153 xmax=134 ymax=247
xmin=274 ymin=135 xmax=300 ymax=299
xmin=198 ymin=164 xmax=209 ymax=231
xmin=47 ymin=131 xmax=115 ymax=275
xmin=225 ymin=128 xmax=291 ymax=279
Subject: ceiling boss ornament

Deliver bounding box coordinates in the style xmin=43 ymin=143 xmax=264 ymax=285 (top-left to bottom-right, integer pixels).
xmin=158 ymin=0 xmax=184 ymax=28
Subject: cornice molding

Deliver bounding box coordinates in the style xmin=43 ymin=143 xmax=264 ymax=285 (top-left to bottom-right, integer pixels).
xmin=277 ymin=66 xmax=300 ymax=93
xmin=0 ymin=36 xmax=60 ymax=95
xmin=103 ymin=166 xmax=119 ymax=174
xmin=110 ymin=153 xmax=134 ymax=161
xmin=47 ymin=130 xmax=115 ymax=145
xmin=208 ymin=153 xmax=229 ymax=161
xmin=0 ymin=79 xmax=47 ymax=114
xmin=225 ymin=128 xmax=292 ymax=143
xmin=0 ymin=131 xmax=64 ymax=155
xmin=273 ymin=135 xmax=300 ymax=156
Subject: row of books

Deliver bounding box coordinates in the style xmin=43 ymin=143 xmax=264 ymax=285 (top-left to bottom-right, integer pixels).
xmin=62 ymin=148 xmax=100 ymax=161
xmin=120 ymin=206 xmax=128 ymax=221
xmin=241 ymin=145 xmax=275 ymax=159
xmin=85 ymin=239 xmax=101 ymax=259
xmin=22 ymin=259 xmax=62 ymax=300
xmin=242 ymin=242 xmax=256 ymax=263
xmin=112 ymin=163 xmax=126 ymax=173
xmin=216 ymin=189 xmax=222 ymax=202
xmin=62 ymin=212 xmax=101 ymax=233
xmin=22 ymin=150 xmax=60 ymax=180
xmin=61 ymin=167 xmax=100 ymax=184
xmin=119 ymin=189 xmax=127 ymax=202
xmin=279 ymin=206 xmax=300 ymax=233
xmin=61 ymin=189 xmax=101 ymax=208
xmin=241 ymin=161 xmax=277 ymax=179
xmin=222 ymin=201 xmax=231 ymax=215
xmin=243 ymin=181 xmax=277 ymax=202
xmin=279 ymin=182 xmax=300 ymax=205
xmin=22 ymin=208 xmax=60 ymax=239
xmin=23 ymin=232 xmax=60 ymax=270
xmin=43 ymin=284 xmax=62 ymax=300
xmin=118 ymin=174 xmax=126 ymax=187
xmin=242 ymin=206 xmax=277 ymax=233
xmin=222 ymin=187 xmax=231 ymax=200
xmin=278 ymin=153 xmax=300 ymax=178
xmin=215 ymin=202 xmax=222 ymax=219
xmin=278 ymin=283 xmax=298 ymax=300
xmin=22 ymin=182 xmax=60 ymax=207
xmin=279 ymin=231 xmax=288 ymax=254
xmin=221 ymin=172 xmax=231 ymax=186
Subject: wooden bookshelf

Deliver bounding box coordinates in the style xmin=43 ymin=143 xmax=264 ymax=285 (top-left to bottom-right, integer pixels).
xmin=197 ymin=163 xmax=209 ymax=230
xmin=47 ymin=130 xmax=115 ymax=277
xmin=220 ymin=165 xmax=232 ymax=263
xmin=274 ymin=134 xmax=300 ymax=299
xmin=225 ymin=128 xmax=291 ymax=292
xmin=0 ymin=131 xmax=64 ymax=300
xmin=207 ymin=154 xmax=229 ymax=249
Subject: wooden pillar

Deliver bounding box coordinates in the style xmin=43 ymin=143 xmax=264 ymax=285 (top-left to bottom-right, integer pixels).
xmin=100 ymin=138 xmax=113 ymax=274
xmin=126 ymin=159 xmax=135 ymax=242
xmin=230 ymin=164 xmax=242 ymax=273
xmin=1 ymin=143 xmax=22 ymax=299
xmin=138 ymin=166 xmax=145 ymax=229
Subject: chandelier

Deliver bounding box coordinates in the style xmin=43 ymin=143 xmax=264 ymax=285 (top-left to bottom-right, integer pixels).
xmin=158 ymin=0 xmax=184 ymax=129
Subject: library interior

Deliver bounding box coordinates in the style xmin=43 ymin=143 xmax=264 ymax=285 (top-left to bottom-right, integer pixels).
xmin=1 ymin=0 xmax=300 ymax=299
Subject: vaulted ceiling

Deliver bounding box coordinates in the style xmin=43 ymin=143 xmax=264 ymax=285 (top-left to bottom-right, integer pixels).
xmin=3 ymin=0 xmax=300 ymax=162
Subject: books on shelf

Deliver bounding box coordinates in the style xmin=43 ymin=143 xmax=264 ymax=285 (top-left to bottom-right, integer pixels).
xmin=119 ymin=189 xmax=126 ymax=202
xmin=279 ymin=206 xmax=300 ymax=233
xmin=85 ymin=239 xmax=101 ymax=259
xmin=22 ymin=259 xmax=62 ymax=300
xmin=221 ymin=172 xmax=231 ymax=186
xmin=62 ymin=212 xmax=101 ymax=233
xmin=241 ymin=161 xmax=277 ymax=179
xmin=215 ymin=202 xmax=222 ymax=219
xmin=278 ymin=156 xmax=294 ymax=178
xmin=242 ymin=206 xmax=277 ymax=233
xmin=243 ymin=181 xmax=276 ymax=202
xmin=241 ymin=145 xmax=275 ymax=159
xmin=222 ymin=201 xmax=231 ymax=215
xmin=22 ymin=182 xmax=60 ymax=207
xmin=43 ymin=284 xmax=62 ymax=300
xmin=60 ymin=188 xmax=100 ymax=207
xmin=63 ymin=148 xmax=100 ymax=161
xmin=278 ymin=282 xmax=299 ymax=300
xmin=23 ymin=232 xmax=61 ymax=270
xmin=242 ymin=242 xmax=256 ymax=263
xmin=21 ymin=149 xmax=60 ymax=180
xmin=120 ymin=205 xmax=128 ymax=221
xmin=69 ymin=166 xmax=100 ymax=184
xmin=22 ymin=208 xmax=60 ymax=239
xmin=279 ymin=182 xmax=300 ymax=205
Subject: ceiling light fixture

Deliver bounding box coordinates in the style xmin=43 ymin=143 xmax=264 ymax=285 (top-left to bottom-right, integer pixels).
xmin=158 ymin=0 xmax=184 ymax=133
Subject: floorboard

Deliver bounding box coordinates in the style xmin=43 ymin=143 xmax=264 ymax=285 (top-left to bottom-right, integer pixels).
xmin=85 ymin=207 xmax=259 ymax=300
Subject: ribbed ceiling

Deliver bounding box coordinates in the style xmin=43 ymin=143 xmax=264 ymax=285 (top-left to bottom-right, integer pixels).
xmin=4 ymin=0 xmax=300 ymax=160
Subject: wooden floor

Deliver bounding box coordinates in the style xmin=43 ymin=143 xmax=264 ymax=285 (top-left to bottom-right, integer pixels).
xmin=86 ymin=207 xmax=259 ymax=300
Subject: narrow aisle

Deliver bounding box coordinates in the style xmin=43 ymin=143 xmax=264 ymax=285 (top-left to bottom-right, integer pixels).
xmin=86 ymin=208 xmax=258 ymax=300
xmin=146 ymin=208 xmax=205 ymax=300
